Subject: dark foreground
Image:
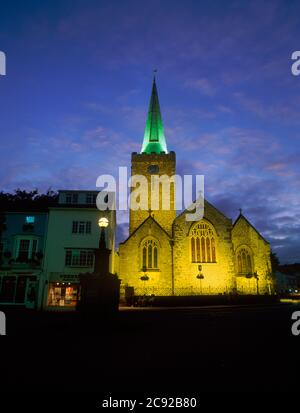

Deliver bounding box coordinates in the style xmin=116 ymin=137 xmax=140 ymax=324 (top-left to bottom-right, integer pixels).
xmin=1 ymin=302 xmax=299 ymax=392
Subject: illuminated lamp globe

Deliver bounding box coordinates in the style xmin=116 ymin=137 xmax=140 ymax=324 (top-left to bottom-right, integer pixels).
xmin=98 ymin=217 xmax=109 ymax=228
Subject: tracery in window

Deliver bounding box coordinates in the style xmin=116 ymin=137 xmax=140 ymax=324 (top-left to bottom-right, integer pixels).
xmin=190 ymin=221 xmax=216 ymax=263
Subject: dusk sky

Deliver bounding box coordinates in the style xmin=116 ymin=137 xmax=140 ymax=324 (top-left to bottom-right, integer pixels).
xmin=0 ymin=0 xmax=299 ymax=263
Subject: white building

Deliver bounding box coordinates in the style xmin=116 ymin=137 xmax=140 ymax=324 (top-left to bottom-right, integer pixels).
xmin=42 ymin=190 xmax=116 ymax=309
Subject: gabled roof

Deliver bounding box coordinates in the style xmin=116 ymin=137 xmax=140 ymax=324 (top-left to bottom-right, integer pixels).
xmin=175 ymin=198 xmax=231 ymax=223
xmin=120 ymin=214 xmax=171 ymax=245
xmin=141 ymin=77 xmax=168 ymax=154
xmin=233 ymin=213 xmax=269 ymax=244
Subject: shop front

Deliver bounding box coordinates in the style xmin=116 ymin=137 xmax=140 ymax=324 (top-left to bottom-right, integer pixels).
xmin=47 ymin=274 xmax=80 ymax=308
xmin=0 ymin=273 xmax=38 ymax=308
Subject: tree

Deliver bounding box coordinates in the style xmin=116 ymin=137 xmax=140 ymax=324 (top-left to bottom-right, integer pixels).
xmin=0 ymin=188 xmax=58 ymax=212
xmin=270 ymin=251 xmax=280 ymax=273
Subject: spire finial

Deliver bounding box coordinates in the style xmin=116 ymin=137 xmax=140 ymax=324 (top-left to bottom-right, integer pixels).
xmin=239 ymin=208 xmax=243 ymax=215
xmin=153 ymin=69 xmax=157 ymax=85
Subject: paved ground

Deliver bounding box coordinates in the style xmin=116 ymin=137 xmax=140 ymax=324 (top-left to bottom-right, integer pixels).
xmin=0 ymin=302 xmax=299 ymax=392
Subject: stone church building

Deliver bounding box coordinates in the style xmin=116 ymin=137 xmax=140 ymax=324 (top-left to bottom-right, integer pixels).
xmin=118 ymin=79 xmax=273 ymax=296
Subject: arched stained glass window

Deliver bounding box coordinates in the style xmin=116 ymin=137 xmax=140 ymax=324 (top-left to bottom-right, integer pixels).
xmin=191 ymin=237 xmax=195 ymax=263
xmin=236 ymin=247 xmax=253 ymax=275
xmin=190 ymin=221 xmax=217 ymax=263
xmin=142 ymin=246 xmax=147 ymax=269
xmin=148 ymin=244 xmax=153 ymax=268
xmin=206 ymin=238 xmax=211 ymax=262
xmin=154 ymin=246 xmax=158 ymax=269
xmin=196 ymin=237 xmax=201 ymax=262
xmin=141 ymin=239 xmax=159 ymax=269
xmin=237 ymin=254 xmax=242 ymax=273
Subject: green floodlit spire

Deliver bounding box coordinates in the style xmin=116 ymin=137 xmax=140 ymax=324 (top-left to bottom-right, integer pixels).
xmin=141 ymin=77 xmax=168 ymax=154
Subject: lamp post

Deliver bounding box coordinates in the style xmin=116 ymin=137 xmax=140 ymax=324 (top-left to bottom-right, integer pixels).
xmin=78 ymin=215 xmax=121 ymax=317
xmin=95 ymin=217 xmax=109 ymax=275
xmin=98 ymin=217 xmax=109 ymax=229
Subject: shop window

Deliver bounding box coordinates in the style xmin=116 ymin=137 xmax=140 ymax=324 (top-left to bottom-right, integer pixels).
xmin=48 ymin=283 xmax=80 ymax=307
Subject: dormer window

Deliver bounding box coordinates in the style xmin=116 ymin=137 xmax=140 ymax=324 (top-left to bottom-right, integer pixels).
xmin=66 ymin=193 xmax=78 ymax=204
xmin=86 ymin=193 xmax=97 ymax=204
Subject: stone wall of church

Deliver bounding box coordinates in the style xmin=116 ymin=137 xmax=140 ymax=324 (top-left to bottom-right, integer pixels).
xmin=129 ymin=152 xmax=176 ymax=237
xmin=119 ymin=218 xmax=173 ymax=296
xmin=173 ymin=201 xmax=236 ymax=295
xmin=232 ymin=217 xmax=273 ymax=294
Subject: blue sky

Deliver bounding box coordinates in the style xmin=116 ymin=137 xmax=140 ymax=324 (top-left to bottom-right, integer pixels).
xmin=0 ymin=0 xmax=299 ymax=263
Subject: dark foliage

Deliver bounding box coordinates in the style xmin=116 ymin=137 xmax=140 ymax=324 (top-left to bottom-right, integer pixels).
xmin=0 ymin=189 xmax=58 ymax=212
xmin=270 ymin=250 xmax=280 ymax=273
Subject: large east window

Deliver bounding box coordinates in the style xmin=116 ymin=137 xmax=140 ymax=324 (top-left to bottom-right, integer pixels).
xmin=65 ymin=249 xmax=94 ymax=267
xmin=190 ymin=221 xmax=216 ymax=263
xmin=141 ymin=239 xmax=158 ymax=270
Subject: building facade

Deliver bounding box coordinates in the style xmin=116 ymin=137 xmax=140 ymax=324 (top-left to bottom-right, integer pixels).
xmin=42 ymin=190 xmax=116 ymax=309
xmin=0 ymin=211 xmax=48 ymax=308
xmin=118 ymin=78 xmax=274 ymax=296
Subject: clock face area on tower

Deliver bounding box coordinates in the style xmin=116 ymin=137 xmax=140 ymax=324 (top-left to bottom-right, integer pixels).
xmin=147 ymin=164 xmax=159 ymax=174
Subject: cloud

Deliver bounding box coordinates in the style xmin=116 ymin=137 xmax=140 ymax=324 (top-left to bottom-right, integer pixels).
xmin=234 ymin=92 xmax=300 ymax=124
xmin=185 ymin=78 xmax=217 ymax=97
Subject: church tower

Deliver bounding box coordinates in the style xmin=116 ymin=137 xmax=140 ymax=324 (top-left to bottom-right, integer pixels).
xmin=129 ymin=77 xmax=176 ymax=236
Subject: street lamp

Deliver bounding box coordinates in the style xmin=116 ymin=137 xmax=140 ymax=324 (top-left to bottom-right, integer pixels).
xmin=94 ymin=216 xmax=110 ymax=275
xmin=98 ymin=217 xmax=109 ymax=248
xmin=98 ymin=217 xmax=109 ymax=228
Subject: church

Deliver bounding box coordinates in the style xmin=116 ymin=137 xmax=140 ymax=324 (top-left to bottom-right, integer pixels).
xmin=118 ymin=78 xmax=273 ymax=297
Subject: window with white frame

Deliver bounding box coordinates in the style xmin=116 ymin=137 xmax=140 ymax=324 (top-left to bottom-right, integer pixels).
xmin=65 ymin=249 xmax=94 ymax=267
xmin=66 ymin=193 xmax=78 ymax=204
xmin=86 ymin=193 xmax=97 ymax=204
xmin=72 ymin=221 xmax=91 ymax=234
xmin=16 ymin=238 xmax=39 ymax=261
